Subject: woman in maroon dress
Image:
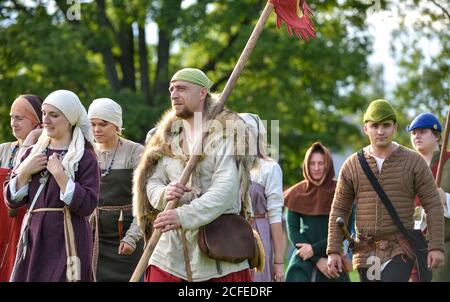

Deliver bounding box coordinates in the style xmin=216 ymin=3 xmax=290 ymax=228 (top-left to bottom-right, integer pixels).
xmin=4 ymin=90 xmax=100 ymax=282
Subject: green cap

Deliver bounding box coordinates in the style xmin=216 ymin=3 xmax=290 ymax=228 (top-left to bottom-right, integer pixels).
xmin=363 ymin=99 xmax=397 ymax=123
xmin=170 ymin=68 xmax=214 ymax=91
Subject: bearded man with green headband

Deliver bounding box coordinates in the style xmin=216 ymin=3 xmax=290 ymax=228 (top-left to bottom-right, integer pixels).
xmin=326 ymin=99 xmax=445 ymax=282
xmin=133 ymin=68 xmax=254 ymax=281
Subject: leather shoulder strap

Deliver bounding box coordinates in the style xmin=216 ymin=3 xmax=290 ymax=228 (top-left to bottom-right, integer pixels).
xmin=356 ymin=150 xmax=409 ymax=238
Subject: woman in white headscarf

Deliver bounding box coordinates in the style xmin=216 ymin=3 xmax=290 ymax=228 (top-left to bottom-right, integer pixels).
xmin=88 ymin=98 xmax=144 ymax=282
xmin=4 ymin=90 xmax=100 ymax=282
xmin=239 ymin=113 xmax=286 ymax=282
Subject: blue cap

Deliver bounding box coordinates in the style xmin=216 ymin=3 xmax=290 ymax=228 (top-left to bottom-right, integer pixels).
xmin=406 ymin=112 xmax=442 ymax=133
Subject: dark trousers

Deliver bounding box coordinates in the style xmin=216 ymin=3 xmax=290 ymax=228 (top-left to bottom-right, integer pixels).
xmin=358 ymin=255 xmax=415 ymax=282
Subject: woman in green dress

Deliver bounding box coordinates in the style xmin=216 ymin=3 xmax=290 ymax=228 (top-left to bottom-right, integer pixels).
xmin=88 ymin=98 xmax=144 ymax=282
xmin=284 ymin=142 xmax=349 ymax=282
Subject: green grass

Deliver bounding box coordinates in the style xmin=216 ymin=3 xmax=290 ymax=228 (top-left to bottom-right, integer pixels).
xmin=348 ymin=270 xmax=360 ymax=282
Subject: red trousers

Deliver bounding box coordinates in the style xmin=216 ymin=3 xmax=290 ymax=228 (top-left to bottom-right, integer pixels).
xmin=144 ymin=265 xmax=253 ymax=282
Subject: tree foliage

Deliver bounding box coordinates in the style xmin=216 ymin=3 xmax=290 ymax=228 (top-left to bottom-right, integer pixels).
xmin=389 ymin=0 xmax=449 ymax=146
xmin=1 ymin=0 xmax=445 ymax=185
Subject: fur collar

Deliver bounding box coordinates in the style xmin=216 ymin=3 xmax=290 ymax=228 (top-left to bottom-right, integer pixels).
xmin=132 ymin=94 xmax=254 ymax=241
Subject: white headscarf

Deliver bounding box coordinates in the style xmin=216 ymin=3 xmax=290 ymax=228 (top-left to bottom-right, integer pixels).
xmin=28 ymin=90 xmax=95 ymax=180
xmin=239 ymin=113 xmax=266 ymax=138
xmin=238 ymin=113 xmax=269 ymax=158
xmin=87 ymin=98 xmax=124 ymax=134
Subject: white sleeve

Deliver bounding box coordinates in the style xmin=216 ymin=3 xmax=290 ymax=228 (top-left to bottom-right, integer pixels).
xmin=176 ymin=140 xmax=240 ymax=230
xmin=8 ymin=176 xmax=29 ymax=202
xmin=60 ymin=178 xmax=75 ymax=205
xmin=146 ymin=160 xmax=169 ymax=211
xmin=445 ymin=193 xmax=450 ymax=218
xmin=123 ymin=215 xmax=143 ymax=249
xmin=264 ymin=161 xmax=284 ymax=224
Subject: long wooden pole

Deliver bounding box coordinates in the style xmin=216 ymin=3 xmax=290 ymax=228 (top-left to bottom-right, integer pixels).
xmin=129 ymin=1 xmax=275 ymax=282
xmin=436 ymin=103 xmax=450 ymax=187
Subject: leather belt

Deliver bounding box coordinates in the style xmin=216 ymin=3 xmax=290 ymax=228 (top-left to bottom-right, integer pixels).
xmin=353 ymin=233 xmax=402 ymax=253
xmin=253 ymin=213 xmax=267 ymax=219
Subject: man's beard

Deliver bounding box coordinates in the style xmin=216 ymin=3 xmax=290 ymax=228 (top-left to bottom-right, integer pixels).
xmin=175 ymin=107 xmax=194 ymax=119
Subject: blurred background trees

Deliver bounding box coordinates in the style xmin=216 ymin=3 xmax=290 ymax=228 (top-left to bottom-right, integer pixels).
xmin=0 ymin=0 xmax=448 ymax=185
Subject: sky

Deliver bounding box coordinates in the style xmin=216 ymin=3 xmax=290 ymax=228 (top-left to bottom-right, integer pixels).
xmin=366 ymin=3 xmax=442 ymax=94
xmin=366 ymin=10 xmax=400 ymax=90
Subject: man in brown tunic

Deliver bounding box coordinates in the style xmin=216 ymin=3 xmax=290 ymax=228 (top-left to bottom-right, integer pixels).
xmin=326 ymin=99 xmax=445 ymax=282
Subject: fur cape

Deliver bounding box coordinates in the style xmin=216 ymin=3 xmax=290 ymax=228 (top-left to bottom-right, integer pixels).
xmin=132 ymin=94 xmax=254 ymax=241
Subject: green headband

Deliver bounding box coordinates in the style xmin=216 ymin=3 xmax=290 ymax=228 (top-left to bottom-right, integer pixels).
xmin=363 ymin=99 xmax=397 ymax=123
xmin=170 ymin=68 xmax=214 ymax=91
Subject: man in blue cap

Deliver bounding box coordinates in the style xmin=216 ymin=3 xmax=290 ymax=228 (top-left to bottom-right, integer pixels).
xmin=408 ymin=112 xmax=450 ymax=282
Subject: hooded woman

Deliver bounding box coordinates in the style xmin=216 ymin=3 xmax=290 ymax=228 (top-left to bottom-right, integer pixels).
xmin=0 ymin=95 xmax=43 ymax=281
xmin=88 ymin=98 xmax=144 ymax=282
xmin=4 ymin=90 xmax=100 ymax=282
xmin=284 ymin=142 xmax=349 ymax=282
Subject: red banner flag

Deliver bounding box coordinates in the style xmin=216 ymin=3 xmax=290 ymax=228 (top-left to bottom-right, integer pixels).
xmin=270 ymin=0 xmax=316 ymax=41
